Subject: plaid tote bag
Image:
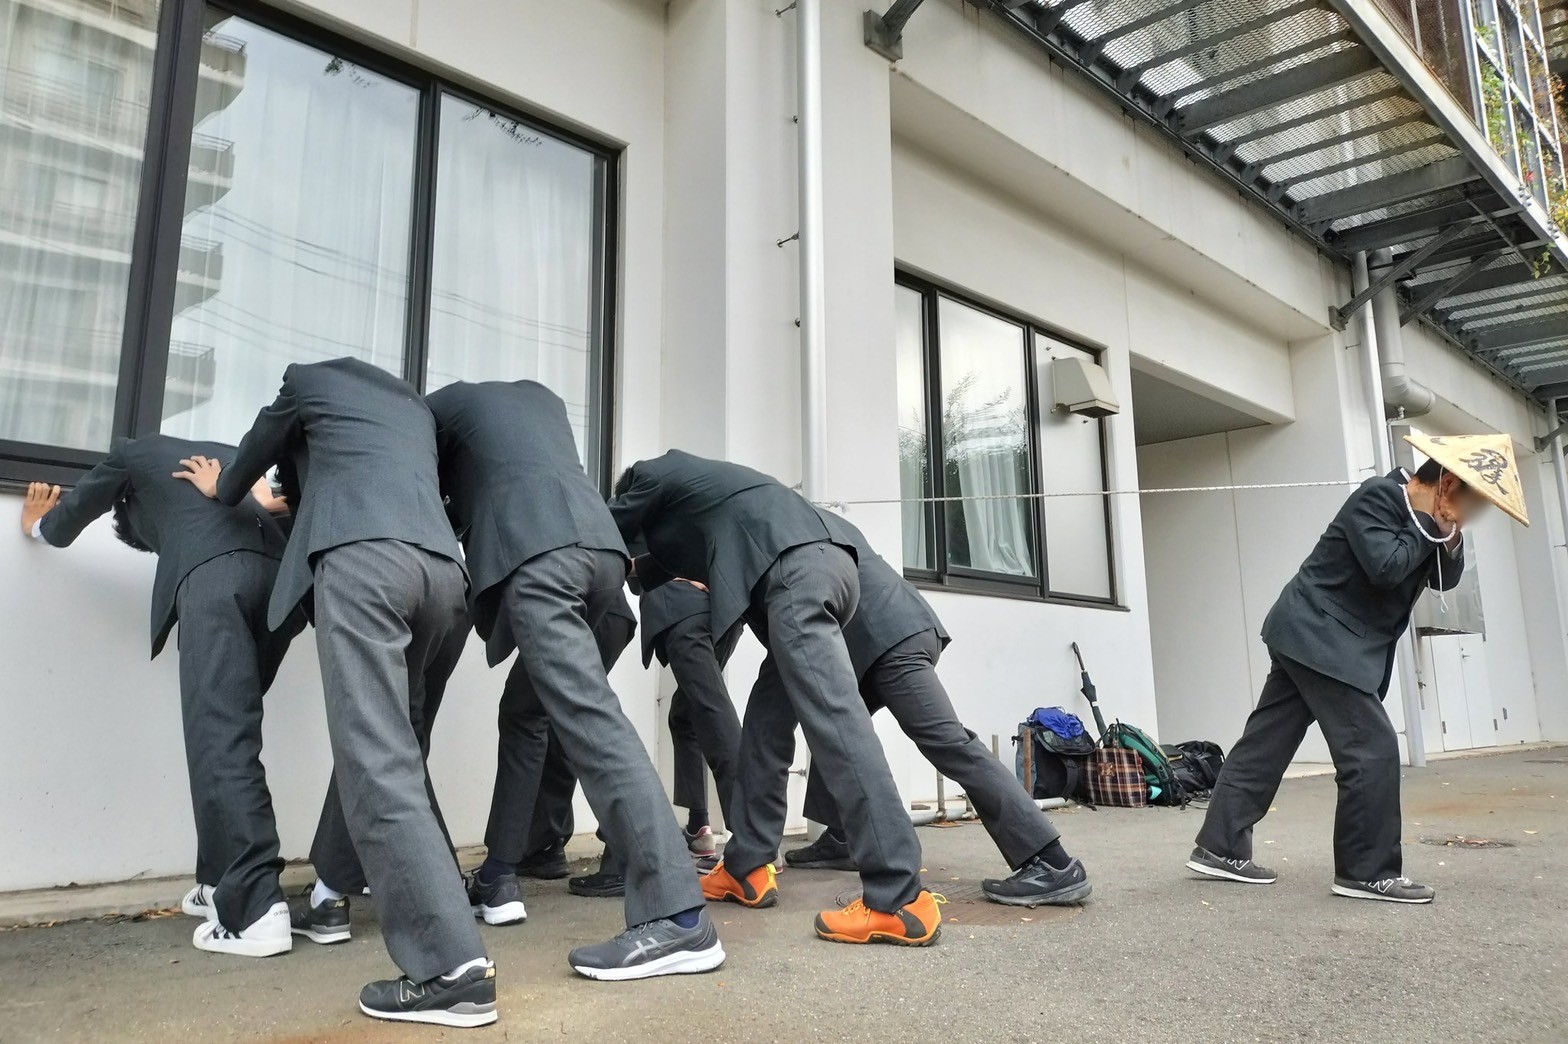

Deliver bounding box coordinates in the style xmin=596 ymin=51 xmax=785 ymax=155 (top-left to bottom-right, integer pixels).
xmin=1084 ymin=747 xmax=1148 ymax=808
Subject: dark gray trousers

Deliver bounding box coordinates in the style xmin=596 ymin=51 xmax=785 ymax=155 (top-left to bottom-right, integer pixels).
xmin=661 ymin=614 xmax=743 ymax=822
xmin=723 ymin=542 xmax=925 ymax=912
xmin=1197 ymin=652 xmax=1403 ymax=882
xmin=176 ymin=551 xmax=297 ymax=933
xmin=312 ymin=540 xmax=484 ymax=982
xmin=492 ymin=546 xmax=702 ymax=926
xmin=801 ymin=629 xmax=1057 ymax=869
xmin=487 ymin=608 xmax=635 ymax=864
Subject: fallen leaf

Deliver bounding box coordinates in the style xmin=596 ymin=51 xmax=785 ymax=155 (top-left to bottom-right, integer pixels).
xmin=1525 ymin=830 xmax=1539 ymax=835
xmin=1021 ymin=916 xmax=1033 ymax=922
xmin=1201 ymin=900 xmax=1211 ymax=907
xmin=1263 ymin=840 xmax=1276 ymax=845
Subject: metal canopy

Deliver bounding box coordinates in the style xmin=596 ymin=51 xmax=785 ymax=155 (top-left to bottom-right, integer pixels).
xmin=920 ymin=0 xmax=1568 ymax=404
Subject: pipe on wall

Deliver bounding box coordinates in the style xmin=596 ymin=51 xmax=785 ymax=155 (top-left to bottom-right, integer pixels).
xmin=795 ymin=0 xmax=828 ymax=502
xmin=1370 ymin=248 xmax=1435 ymax=419
xmin=1552 ymin=398 xmax=1568 ymax=557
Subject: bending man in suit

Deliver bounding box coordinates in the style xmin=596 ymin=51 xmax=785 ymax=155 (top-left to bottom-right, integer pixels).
xmin=767 ymin=509 xmax=1092 ymax=907
xmin=610 ymin=450 xmax=940 ymax=946
xmin=1188 ymin=453 xmax=1488 ymax=904
xmin=20 ymin=436 xmax=300 ymax=957
xmin=424 ymin=380 xmax=723 ymax=981
xmin=188 ymin=358 xmax=494 ymax=1028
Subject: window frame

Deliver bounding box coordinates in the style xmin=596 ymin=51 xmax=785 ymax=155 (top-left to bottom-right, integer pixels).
xmin=895 ymin=270 xmax=1120 ymax=609
xmin=0 ymin=0 xmax=621 ymax=493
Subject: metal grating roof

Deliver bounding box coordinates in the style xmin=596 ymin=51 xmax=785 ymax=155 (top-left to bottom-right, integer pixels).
xmin=932 ymin=0 xmax=1568 ymax=404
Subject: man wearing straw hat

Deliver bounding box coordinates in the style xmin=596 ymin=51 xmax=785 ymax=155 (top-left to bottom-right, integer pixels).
xmin=1186 ymin=433 xmax=1529 ymax=904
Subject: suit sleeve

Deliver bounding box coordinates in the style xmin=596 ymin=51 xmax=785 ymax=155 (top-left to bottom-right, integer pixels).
xmin=607 ymin=466 xmax=661 ymax=545
xmin=218 ymin=369 xmax=301 ymax=506
xmin=633 ymin=553 xmax=675 ymax=591
xmin=1342 ymin=485 xmax=1438 ymax=590
xmin=37 ymin=441 xmax=132 ymax=548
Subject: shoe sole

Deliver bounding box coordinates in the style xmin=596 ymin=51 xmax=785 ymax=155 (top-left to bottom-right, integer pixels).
xmin=358 ymin=1002 xmax=498 ymax=1028
xmin=192 ymin=932 xmax=292 ymax=958
xmin=783 ymin=858 xmax=859 ymax=871
xmin=474 ymin=901 xmax=528 ymax=925
xmin=568 ymin=885 xmax=626 ymax=899
xmin=1330 ymin=884 xmax=1433 ymax=904
xmin=815 ymin=926 xmax=942 ymax=947
xmin=983 ymin=881 xmax=1093 ymax=907
xmin=1186 ymin=860 xmax=1276 ymax=885
xmin=518 ymin=867 xmax=572 ymax=881
xmin=572 ymin=941 xmax=727 ymax=981
xmin=704 ymin=887 xmax=778 ymax=909
xmin=291 ymin=925 xmax=352 ymax=945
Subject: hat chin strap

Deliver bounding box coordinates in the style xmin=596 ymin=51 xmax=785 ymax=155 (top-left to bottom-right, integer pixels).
xmin=1402 ymin=468 xmax=1452 ymax=613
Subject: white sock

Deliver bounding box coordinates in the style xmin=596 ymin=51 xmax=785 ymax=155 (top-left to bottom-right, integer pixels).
xmin=312 ymin=880 xmax=345 ymax=907
xmin=440 ymin=957 xmax=492 ymax=981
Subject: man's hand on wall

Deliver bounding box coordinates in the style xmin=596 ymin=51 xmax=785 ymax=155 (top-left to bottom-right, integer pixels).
xmin=20 ymin=482 xmax=60 ymax=537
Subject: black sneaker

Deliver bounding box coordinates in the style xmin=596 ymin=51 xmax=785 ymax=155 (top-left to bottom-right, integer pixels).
xmin=1185 ymin=846 xmax=1277 ymax=884
xmin=359 ymin=962 xmax=497 ymax=1028
xmin=981 ymin=856 xmax=1092 ymax=906
xmin=568 ymin=869 xmax=625 ymax=898
xmin=1331 ymin=876 xmax=1435 ymax=904
xmin=569 ymin=908 xmax=726 ymax=981
xmin=693 ymin=854 xmax=721 ymax=874
xmin=784 ymin=832 xmax=858 ymax=871
xmin=468 ymin=872 xmax=527 ymax=925
xmin=289 ymin=890 xmax=352 ymax=945
xmin=516 ymin=844 xmax=571 ymax=880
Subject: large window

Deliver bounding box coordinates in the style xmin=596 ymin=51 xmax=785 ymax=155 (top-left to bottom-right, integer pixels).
xmin=0 ymin=0 xmax=616 ymax=485
xmin=896 ymin=273 xmax=1116 ymax=604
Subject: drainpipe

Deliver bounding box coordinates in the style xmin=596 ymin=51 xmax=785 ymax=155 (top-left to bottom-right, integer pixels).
xmin=1552 ymin=398 xmax=1568 ymax=554
xmin=795 ymin=0 xmax=828 ymax=503
xmin=1370 ymin=247 xmax=1435 ymax=419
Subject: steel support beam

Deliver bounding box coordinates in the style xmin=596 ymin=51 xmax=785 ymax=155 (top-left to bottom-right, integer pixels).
xmin=1167 ymin=35 xmax=1355 ymax=113
xmin=1269 ymin=133 xmax=1448 ymax=193
xmin=1117 ymin=0 xmax=1319 ymax=90
xmin=1474 ymin=317 xmax=1568 ymax=351
xmin=1327 ymin=194 xmax=1498 ymax=252
xmin=1440 ymin=279 xmax=1568 ymax=317
xmin=1177 ymin=50 xmax=1381 ymax=136
xmin=1400 ymin=250 xmax=1502 ymax=323
xmin=1217 ymin=86 xmax=1405 ymax=162
xmin=1243 ymin=114 xmax=1429 ymax=181
xmin=1330 ymin=224 xmax=1469 ymax=328
xmin=863 ymin=0 xmax=928 ymax=61
xmin=1033 ymin=0 xmax=1088 ymax=37
xmin=1080 ymin=0 xmax=1206 ymax=67
xmin=1295 ymin=156 xmax=1479 ymax=224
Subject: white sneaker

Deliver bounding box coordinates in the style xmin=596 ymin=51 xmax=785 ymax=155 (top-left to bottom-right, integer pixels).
xmin=181 ymin=884 xmax=218 ymax=921
xmin=193 ymin=901 xmax=293 ymax=957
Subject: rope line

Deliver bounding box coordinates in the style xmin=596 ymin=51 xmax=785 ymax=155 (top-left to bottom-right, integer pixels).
xmin=814 ymin=478 xmax=1362 ymax=510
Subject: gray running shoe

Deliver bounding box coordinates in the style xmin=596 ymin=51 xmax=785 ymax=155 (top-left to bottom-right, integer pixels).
xmin=1331 ymin=876 xmax=1435 ymax=904
xmin=569 ymin=908 xmax=726 ymax=981
xmin=289 ymin=890 xmax=352 ymax=944
xmin=467 ymin=871 xmax=527 ymax=925
xmin=1186 ymin=846 xmax=1277 ymax=884
xmin=358 ymin=962 xmax=497 ymax=1028
xmin=982 ymin=856 xmax=1092 ymax=906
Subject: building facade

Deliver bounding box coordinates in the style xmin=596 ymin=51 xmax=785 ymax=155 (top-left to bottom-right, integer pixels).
xmin=3 ymin=0 xmax=1567 ymax=895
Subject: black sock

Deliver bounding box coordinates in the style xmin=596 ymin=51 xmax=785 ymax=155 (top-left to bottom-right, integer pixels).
xmin=1037 ymin=840 xmax=1071 ymax=870
xmin=478 ymin=856 xmax=514 ymax=883
xmin=669 ymin=905 xmax=702 ymax=929
xmin=686 ymin=808 xmax=709 ymax=832
xmin=824 ymin=826 xmax=848 ymax=844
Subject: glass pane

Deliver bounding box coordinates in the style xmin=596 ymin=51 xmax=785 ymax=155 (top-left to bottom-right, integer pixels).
xmin=425 ymin=95 xmax=600 ymax=467
xmin=936 ymin=297 xmax=1035 ymax=578
xmin=160 ymin=15 xmax=417 ymax=443
xmin=894 ymin=285 xmax=933 ymax=571
xmin=1037 ymin=334 xmax=1112 ymax=599
xmin=0 ymin=0 xmax=162 ymax=450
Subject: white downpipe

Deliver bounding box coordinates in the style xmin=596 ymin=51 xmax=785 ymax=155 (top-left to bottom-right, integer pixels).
xmin=1552 ymin=398 xmax=1568 ymax=555
xmin=795 ymin=0 xmax=828 ymax=502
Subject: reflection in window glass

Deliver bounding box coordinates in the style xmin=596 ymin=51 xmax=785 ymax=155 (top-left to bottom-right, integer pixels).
xmin=1037 ymin=335 xmax=1112 ymax=599
xmin=161 ymin=15 xmax=417 ymax=444
xmin=894 ymin=285 xmax=932 ymax=570
xmin=936 ymin=297 xmax=1035 ymax=578
xmin=0 ymin=0 xmax=162 ymax=450
xmin=425 ymin=95 xmax=600 ymax=465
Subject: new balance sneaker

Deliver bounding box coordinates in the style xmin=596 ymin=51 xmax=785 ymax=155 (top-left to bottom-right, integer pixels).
xmin=982 ymin=856 xmax=1092 ymax=907
xmin=1331 ymin=876 xmax=1435 ymax=904
xmin=467 ymin=871 xmax=527 ymax=925
xmin=181 ymin=884 xmax=218 ymax=921
xmin=569 ymin=908 xmax=726 ymax=981
xmin=694 ymin=854 xmax=721 ymax=874
xmin=568 ymin=869 xmax=625 ymax=898
xmin=359 ymin=962 xmax=498 ymax=1028
xmin=289 ymin=890 xmax=352 ymax=944
xmin=784 ymin=832 xmax=858 ymax=871
xmin=814 ymin=890 xmax=941 ymax=946
xmin=192 ymin=901 xmax=292 ymax=958
xmin=1185 ymin=846 xmax=1278 ymax=884
xmin=516 ymin=844 xmax=571 ymax=880
xmin=684 ymin=824 xmax=716 ymax=856
xmin=699 ymin=861 xmax=778 ymax=908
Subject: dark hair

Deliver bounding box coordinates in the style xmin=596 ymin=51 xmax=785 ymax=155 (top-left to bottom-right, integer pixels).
xmin=613 ymin=467 xmax=635 ymax=499
xmin=1414 ymin=458 xmax=1444 ymax=485
xmin=112 ymin=499 xmax=153 ymax=553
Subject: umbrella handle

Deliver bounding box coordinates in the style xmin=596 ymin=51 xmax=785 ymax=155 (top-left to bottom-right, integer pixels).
xmin=1071 ymin=641 xmax=1086 ymax=672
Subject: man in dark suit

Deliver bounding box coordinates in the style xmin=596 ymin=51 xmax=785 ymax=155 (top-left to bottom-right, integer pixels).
xmin=609 ymin=450 xmax=940 ymax=946
xmin=188 ymin=358 xmax=495 ymax=1028
xmin=20 ymin=436 xmax=300 ymax=958
xmin=765 ymin=509 xmax=1091 ymax=907
xmin=424 ymin=380 xmax=723 ymax=981
xmin=1188 ymin=460 xmax=1475 ymax=904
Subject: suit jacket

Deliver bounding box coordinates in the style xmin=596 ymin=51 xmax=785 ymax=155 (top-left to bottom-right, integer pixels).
xmin=607 ymin=450 xmax=855 ymax=637
xmin=1261 ymin=469 xmax=1464 ymax=695
xmin=39 ymin=435 xmax=289 ymax=658
xmin=812 ymin=507 xmax=949 ymax=679
xmin=637 ymin=579 xmax=746 ymax=669
xmin=215 ymin=357 xmax=465 ymax=630
xmin=425 ymin=380 xmax=627 ymax=664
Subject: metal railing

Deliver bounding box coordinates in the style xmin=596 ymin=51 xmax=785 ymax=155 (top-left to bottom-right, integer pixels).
xmin=0 ymin=68 xmax=151 ymax=144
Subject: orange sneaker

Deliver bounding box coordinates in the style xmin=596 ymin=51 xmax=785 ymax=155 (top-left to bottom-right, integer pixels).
xmin=814 ymin=890 xmax=942 ymax=946
xmin=700 ymin=861 xmax=778 ymax=908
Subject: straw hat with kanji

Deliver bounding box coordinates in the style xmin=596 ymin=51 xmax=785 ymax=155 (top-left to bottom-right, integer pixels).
xmin=1402 ymin=432 xmax=1529 ymax=526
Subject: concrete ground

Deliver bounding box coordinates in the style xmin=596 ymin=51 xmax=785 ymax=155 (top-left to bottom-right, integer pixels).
xmin=1 ymin=747 xmax=1563 ymax=1044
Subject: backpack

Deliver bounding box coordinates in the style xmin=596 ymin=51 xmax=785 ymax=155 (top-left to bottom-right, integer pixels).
xmin=1104 ymin=721 xmax=1185 ymax=807
xmin=1161 ymin=740 xmax=1225 ymax=801
xmin=1014 ymin=707 xmax=1095 ymax=802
